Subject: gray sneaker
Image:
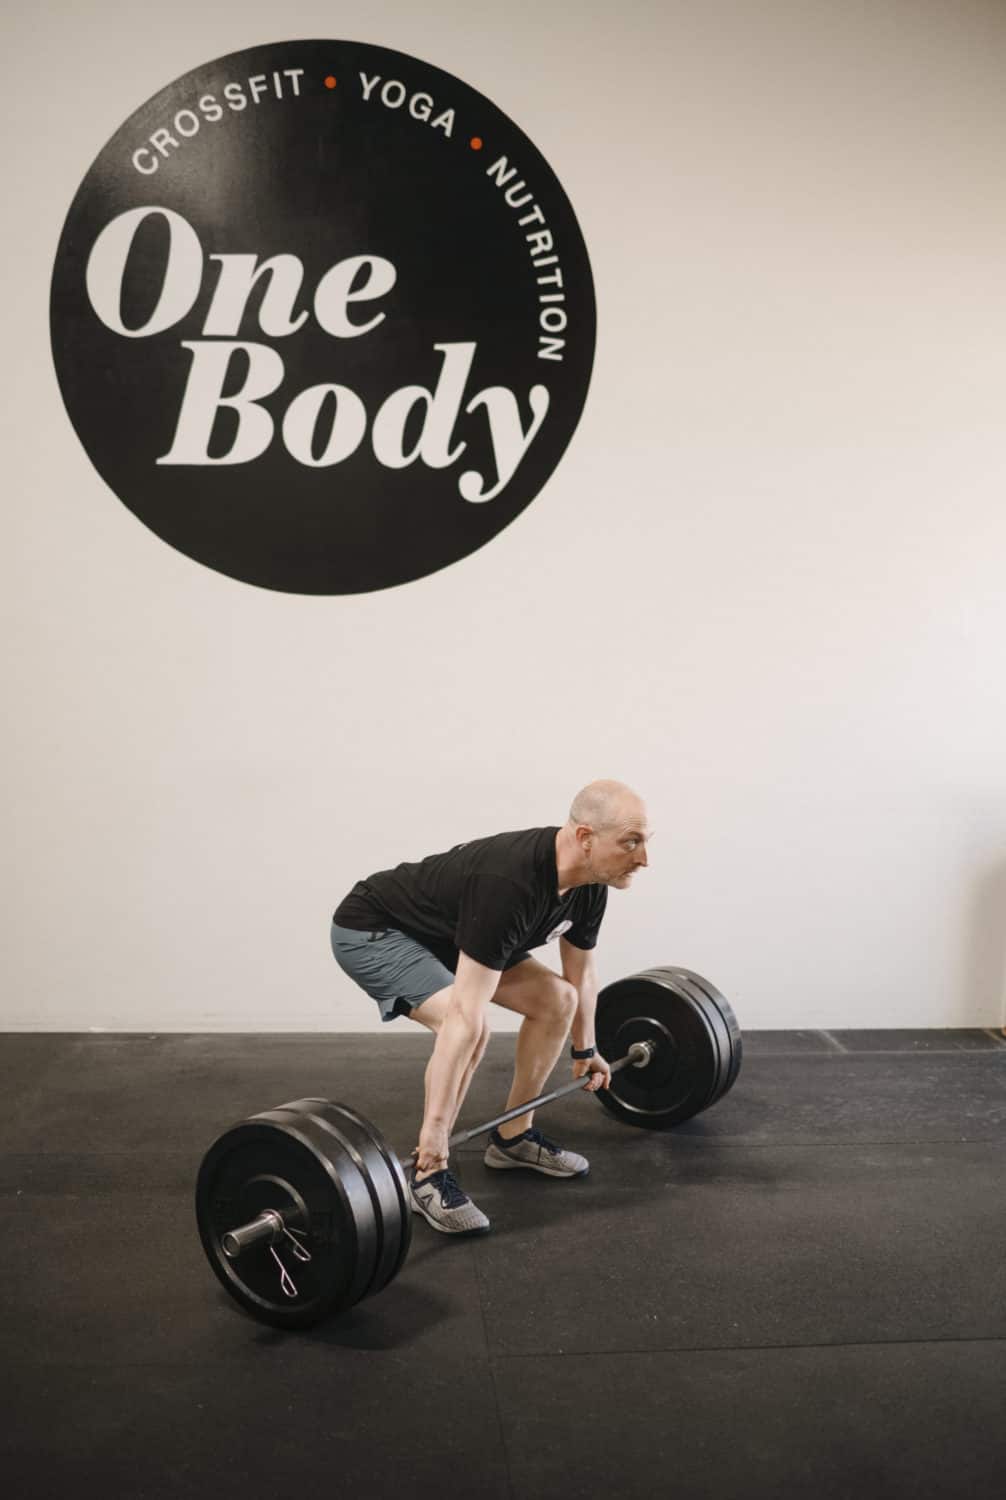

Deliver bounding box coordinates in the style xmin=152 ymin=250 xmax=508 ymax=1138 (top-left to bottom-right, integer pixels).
xmin=483 ymin=1126 xmax=589 ymax=1178
xmin=410 ymin=1166 xmax=491 ymax=1235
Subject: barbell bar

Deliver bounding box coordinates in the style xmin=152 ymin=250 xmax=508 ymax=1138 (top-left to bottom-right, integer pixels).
xmin=220 ymin=1038 xmax=655 ymax=1259
xmin=196 ymin=964 xmax=743 ymax=1329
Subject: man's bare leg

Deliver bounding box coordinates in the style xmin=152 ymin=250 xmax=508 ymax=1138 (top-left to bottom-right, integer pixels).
xmin=418 ymin=1032 xmax=488 ymax=1135
xmin=495 ymin=1006 xmax=573 ymax=1138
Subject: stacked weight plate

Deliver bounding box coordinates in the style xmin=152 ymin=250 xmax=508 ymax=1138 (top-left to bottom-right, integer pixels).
xmin=595 ymin=966 xmax=742 ymax=1128
xmin=195 ymin=1099 xmax=411 ymax=1330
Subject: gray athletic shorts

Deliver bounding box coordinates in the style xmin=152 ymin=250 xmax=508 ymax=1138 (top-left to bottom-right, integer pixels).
xmin=330 ymin=919 xmax=532 ymax=1023
xmin=330 ymin=921 xmax=457 ymax=1023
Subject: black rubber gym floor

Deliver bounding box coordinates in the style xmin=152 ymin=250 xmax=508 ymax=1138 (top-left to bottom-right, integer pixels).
xmin=2 ymin=1029 xmax=1005 ymax=1499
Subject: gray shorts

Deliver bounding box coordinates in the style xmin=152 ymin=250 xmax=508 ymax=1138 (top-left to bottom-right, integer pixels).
xmin=330 ymin=921 xmax=457 ymax=1023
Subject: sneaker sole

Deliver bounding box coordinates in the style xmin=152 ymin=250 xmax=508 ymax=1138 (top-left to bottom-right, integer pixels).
xmin=410 ymin=1193 xmax=491 ymax=1236
xmin=483 ymin=1147 xmax=589 ymax=1178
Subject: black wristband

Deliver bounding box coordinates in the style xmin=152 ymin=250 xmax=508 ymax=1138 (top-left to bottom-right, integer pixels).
xmin=571 ymin=1045 xmax=596 ymax=1060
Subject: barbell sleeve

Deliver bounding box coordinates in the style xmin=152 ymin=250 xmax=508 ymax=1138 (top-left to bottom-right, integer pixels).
xmin=221 ymin=1209 xmax=286 ymax=1259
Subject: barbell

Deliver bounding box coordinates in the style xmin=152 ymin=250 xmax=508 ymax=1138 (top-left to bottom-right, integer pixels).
xmin=195 ymin=964 xmax=742 ymax=1329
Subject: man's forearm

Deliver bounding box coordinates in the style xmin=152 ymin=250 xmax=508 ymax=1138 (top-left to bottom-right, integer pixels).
xmin=569 ymin=980 xmax=599 ymax=1050
xmin=425 ymin=1008 xmax=483 ymax=1127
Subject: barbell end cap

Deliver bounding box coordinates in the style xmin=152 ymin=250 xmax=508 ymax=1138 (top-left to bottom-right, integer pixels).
xmin=628 ymin=1040 xmax=655 ymax=1068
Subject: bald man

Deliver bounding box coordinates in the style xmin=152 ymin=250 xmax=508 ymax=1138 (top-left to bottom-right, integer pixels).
xmin=330 ymin=780 xmax=651 ymax=1235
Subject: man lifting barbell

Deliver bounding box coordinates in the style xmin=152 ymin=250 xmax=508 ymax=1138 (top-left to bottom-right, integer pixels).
xmin=330 ymin=780 xmax=652 ymax=1235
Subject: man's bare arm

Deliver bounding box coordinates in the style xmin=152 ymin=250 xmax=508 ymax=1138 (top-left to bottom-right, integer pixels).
xmin=560 ymin=937 xmax=598 ymax=1051
xmin=416 ymin=951 xmax=500 ymax=1173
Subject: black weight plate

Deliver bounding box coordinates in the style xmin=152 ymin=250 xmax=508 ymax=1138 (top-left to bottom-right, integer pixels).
xmin=259 ymin=1106 xmax=381 ymax=1309
xmin=273 ymin=1101 xmax=398 ymax=1301
xmin=634 ymin=968 xmax=734 ymax=1103
xmin=624 ymin=967 xmax=741 ymax=1106
xmin=666 ymin=967 xmax=743 ymax=1099
xmin=323 ymin=1100 xmax=413 ymax=1291
xmin=195 ymin=1108 xmax=378 ymax=1329
xmin=595 ymin=971 xmax=724 ymax=1128
xmin=276 ymin=1099 xmax=410 ymax=1301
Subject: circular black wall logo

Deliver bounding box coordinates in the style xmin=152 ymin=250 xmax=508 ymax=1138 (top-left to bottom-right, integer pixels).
xmin=50 ymin=40 xmax=596 ymax=594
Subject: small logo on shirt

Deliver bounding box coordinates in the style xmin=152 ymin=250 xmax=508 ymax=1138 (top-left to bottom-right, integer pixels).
xmin=545 ymin=919 xmax=573 ymax=943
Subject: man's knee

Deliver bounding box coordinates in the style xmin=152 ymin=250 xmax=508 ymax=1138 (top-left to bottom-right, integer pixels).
xmin=543 ymin=976 xmax=578 ymax=1024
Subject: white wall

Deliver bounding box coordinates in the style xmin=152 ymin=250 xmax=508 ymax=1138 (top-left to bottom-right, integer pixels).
xmin=4 ymin=0 xmax=1006 ymax=1031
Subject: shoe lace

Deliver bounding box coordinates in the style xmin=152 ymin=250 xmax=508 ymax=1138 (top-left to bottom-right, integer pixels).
xmin=524 ymin=1127 xmax=560 ymax=1155
xmin=438 ymin=1169 xmax=469 ymax=1209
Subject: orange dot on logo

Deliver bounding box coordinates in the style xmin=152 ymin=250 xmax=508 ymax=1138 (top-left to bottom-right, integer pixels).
xmin=324 ymin=76 xmax=337 ymax=89
xmin=470 ymin=136 xmax=483 ymax=151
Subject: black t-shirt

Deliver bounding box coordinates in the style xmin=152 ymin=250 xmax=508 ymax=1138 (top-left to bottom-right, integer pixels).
xmin=333 ymin=825 xmax=606 ymax=972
